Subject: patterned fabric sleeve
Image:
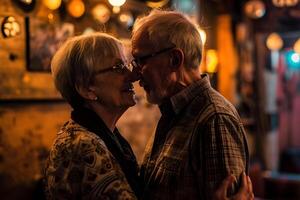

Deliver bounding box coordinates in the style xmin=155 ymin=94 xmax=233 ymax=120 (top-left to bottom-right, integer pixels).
xmin=197 ymin=114 xmax=247 ymax=200
xmin=45 ymin=132 xmax=137 ymax=200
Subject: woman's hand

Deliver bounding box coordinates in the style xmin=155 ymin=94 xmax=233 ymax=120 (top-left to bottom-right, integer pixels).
xmin=213 ymin=173 xmax=254 ymax=200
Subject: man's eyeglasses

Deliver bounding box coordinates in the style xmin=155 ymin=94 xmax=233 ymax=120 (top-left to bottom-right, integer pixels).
xmin=131 ymin=45 xmax=176 ymax=69
xmin=95 ymin=62 xmax=132 ymax=75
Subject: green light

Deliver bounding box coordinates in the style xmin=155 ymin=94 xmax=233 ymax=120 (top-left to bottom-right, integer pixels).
xmin=286 ymin=50 xmax=300 ymax=71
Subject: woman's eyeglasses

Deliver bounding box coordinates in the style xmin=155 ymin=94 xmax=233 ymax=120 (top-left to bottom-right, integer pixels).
xmin=95 ymin=62 xmax=133 ymax=75
xmin=95 ymin=44 xmax=176 ymax=75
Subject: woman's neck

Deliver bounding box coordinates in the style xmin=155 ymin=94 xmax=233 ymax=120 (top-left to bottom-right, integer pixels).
xmin=88 ymin=104 xmax=126 ymax=132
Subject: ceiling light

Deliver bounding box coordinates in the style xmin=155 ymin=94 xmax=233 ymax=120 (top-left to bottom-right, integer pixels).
xmin=266 ymin=32 xmax=284 ymax=51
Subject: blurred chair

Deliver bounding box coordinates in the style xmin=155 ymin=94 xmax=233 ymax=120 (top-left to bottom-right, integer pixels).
xmin=279 ymin=148 xmax=300 ymax=174
xmin=263 ymin=172 xmax=300 ymax=200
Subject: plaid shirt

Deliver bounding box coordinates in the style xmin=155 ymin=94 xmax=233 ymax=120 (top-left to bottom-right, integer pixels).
xmin=140 ymin=74 xmax=249 ymax=200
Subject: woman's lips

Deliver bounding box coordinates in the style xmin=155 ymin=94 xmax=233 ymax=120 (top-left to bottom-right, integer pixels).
xmin=121 ymin=84 xmax=134 ymax=92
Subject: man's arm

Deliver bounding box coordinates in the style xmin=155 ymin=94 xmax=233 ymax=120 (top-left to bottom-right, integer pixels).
xmin=197 ymin=114 xmax=249 ymax=199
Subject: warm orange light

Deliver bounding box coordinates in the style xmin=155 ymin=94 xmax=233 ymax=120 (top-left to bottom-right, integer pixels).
xmin=108 ymin=0 xmax=126 ymax=7
xmin=23 ymin=0 xmax=33 ymax=4
xmin=266 ymin=32 xmax=283 ymax=51
xmin=112 ymin=6 xmax=121 ymax=14
xmin=92 ymin=4 xmax=110 ymax=23
xmin=67 ymin=0 xmax=85 ymax=18
xmin=118 ymin=12 xmax=133 ymax=27
xmin=198 ymin=28 xmax=206 ymax=45
xmin=244 ymin=0 xmax=265 ymax=19
xmin=48 ymin=13 xmax=54 ymax=22
xmin=294 ymin=38 xmax=300 ymax=54
xmin=206 ymin=49 xmax=218 ymax=73
xmin=272 ymin=0 xmax=298 ymax=7
xmin=43 ymin=0 xmax=62 ymax=10
xmin=146 ymin=0 xmax=169 ymax=8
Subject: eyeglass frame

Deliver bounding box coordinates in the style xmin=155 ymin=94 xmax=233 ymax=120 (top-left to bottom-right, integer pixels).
xmin=131 ymin=45 xmax=176 ymax=70
xmin=95 ymin=62 xmax=132 ymax=75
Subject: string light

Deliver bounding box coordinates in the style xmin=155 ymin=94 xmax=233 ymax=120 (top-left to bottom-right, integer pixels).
xmin=206 ymin=49 xmax=218 ymax=73
xmin=118 ymin=11 xmax=133 ymax=27
xmin=146 ymin=0 xmax=169 ymax=8
xmin=266 ymin=32 xmax=284 ymax=51
xmin=108 ymin=0 xmax=126 ymax=7
xmin=293 ymin=38 xmax=300 ymax=54
xmin=67 ymin=0 xmax=85 ymax=18
xmin=272 ymin=0 xmax=298 ymax=7
xmin=112 ymin=6 xmax=121 ymax=14
xmin=244 ymin=0 xmax=266 ymax=19
xmin=92 ymin=4 xmax=111 ymax=23
xmin=43 ymin=0 xmax=62 ymax=10
xmin=12 ymin=0 xmax=36 ymax=12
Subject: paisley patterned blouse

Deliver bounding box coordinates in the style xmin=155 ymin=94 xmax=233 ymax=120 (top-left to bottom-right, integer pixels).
xmin=44 ymin=109 xmax=138 ymax=199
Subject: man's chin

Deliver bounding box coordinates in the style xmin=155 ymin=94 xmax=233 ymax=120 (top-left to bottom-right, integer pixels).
xmin=127 ymin=98 xmax=137 ymax=107
xmin=120 ymin=101 xmax=136 ymax=111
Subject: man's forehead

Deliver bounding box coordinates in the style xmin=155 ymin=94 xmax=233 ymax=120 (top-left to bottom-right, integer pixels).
xmin=132 ymin=33 xmax=154 ymax=55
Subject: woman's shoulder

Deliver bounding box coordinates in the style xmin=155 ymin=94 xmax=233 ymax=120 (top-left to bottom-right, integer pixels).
xmin=56 ymin=120 xmax=105 ymax=147
xmin=46 ymin=119 xmax=123 ymax=178
xmin=48 ymin=120 xmax=112 ymax=164
xmin=45 ymin=120 xmax=136 ymax=199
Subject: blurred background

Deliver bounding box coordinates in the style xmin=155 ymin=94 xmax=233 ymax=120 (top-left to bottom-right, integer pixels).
xmin=0 ymin=0 xmax=300 ymax=199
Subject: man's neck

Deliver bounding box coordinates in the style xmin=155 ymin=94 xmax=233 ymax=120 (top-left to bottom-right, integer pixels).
xmin=167 ymin=68 xmax=201 ymax=98
xmin=177 ymin=67 xmax=201 ymax=86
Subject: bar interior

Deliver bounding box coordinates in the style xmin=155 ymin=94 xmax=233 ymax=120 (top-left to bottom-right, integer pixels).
xmin=0 ymin=0 xmax=300 ymax=199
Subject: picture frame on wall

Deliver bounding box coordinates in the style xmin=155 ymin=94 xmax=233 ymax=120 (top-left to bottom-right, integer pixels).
xmin=25 ymin=17 xmax=74 ymax=72
xmin=0 ymin=15 xmax=73 ymax=100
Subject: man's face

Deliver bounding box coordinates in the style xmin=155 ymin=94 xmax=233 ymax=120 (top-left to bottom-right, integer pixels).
xmin=131 ymin=33 xmax=174 ymax=105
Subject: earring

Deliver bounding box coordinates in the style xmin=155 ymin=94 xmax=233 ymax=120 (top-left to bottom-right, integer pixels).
xmin=94 ymin=96 xmax=98 ymax=101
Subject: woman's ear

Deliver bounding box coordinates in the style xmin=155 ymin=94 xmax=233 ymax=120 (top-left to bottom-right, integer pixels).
xmin=75 ymin=84 xmax=97 ymax=101
xmin=170 ymin=48 xmax=184 ymax=70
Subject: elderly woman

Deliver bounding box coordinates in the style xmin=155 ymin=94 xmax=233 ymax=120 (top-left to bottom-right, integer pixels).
xmin=44 ymin=33 xmax=253 ymax=200
xmin=44 ymin=33 xmax=139 ymax=199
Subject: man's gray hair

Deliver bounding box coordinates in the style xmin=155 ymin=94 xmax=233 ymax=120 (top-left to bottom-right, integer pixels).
xmin=132 ymin=9 xmax=203 ymax=69
xmin=51 ymin=32 xmax=123 ymax=108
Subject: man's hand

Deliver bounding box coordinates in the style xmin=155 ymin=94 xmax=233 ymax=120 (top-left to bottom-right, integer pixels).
xmin=213 ymin=173 xmax=254 ymax=200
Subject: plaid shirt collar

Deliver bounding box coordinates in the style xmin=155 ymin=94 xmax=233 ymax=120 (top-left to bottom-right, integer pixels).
xmin=170 ymin=74 xmax=211 ymax=115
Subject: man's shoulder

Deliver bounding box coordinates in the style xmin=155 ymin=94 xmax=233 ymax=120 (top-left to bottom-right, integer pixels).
xmin=188 ymin=88 xmax=240 ymax=123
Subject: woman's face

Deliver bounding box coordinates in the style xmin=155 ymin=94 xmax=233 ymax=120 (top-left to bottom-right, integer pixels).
xmin=90 ymin=51 xmax=136 ymax=110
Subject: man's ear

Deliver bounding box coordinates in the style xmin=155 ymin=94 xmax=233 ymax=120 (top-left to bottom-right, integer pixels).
xmin=170 ymin=48 xmax=184 ymax=70
xmin=75 ymin=84 xmax=97 ymax=101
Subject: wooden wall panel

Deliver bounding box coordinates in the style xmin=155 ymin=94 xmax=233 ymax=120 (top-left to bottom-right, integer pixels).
xmin=0 ymin=0 xmax=60 ymax=100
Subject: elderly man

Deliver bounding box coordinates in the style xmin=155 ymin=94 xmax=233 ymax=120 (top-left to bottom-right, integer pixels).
xmin=131 ymin=10 xmax=250 ymax=200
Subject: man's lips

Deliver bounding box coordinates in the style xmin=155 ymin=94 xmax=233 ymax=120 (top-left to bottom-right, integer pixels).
xmin=139 ymin=80 xmax=150 ymax=92
xmin=129 ymin=69 xmax=142 ymax=82
xmin=139 ymin=80 xmax=144 ymax=87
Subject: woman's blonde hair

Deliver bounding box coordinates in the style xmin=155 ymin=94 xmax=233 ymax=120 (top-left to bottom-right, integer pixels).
xmin=51 ymin=32 xmax=123 ymax=108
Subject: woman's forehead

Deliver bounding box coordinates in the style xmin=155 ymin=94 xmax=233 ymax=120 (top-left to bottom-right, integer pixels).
xmin=94 ymin=55 xmax=124 ymax=71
